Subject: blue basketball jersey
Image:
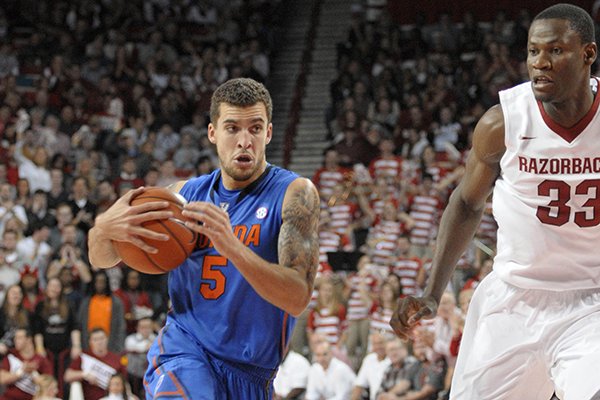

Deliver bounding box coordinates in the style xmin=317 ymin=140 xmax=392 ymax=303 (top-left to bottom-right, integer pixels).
xmin=162 ymin=165 xmax=299 ymax=370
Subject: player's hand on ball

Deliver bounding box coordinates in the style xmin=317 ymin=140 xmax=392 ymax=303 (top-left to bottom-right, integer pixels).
xmin=182 ymin=201 xmax=237 ymax=256
xmin=95 ymin=187 xmax=173 ymax=254
xmin=390 ymin=295 xmax=438 ymax=341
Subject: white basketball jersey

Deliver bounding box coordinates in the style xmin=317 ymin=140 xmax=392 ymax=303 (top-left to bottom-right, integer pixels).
xmin=494 ymin=78 xmax=600 ymax=290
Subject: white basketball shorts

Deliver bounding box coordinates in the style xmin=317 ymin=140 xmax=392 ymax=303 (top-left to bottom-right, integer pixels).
xmin=450 ymin=271 xmax=600 ymax=400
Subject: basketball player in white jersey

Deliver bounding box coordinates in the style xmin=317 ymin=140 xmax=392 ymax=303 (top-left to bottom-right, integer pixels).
xmin=391 ymin=4 xmax=600 ymax=400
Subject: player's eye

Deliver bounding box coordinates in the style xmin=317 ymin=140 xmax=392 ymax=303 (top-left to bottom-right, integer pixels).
xmin=552 ymin=47 xmax=562 ymax=55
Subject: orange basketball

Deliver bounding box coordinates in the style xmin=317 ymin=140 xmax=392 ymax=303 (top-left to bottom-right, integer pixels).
xmin=113 ymin=187 xmax=198 ymax=274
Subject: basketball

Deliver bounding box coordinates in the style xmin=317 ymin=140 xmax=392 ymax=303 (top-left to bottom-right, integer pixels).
xmin=113 ymin=187 xmax=198 ymax=274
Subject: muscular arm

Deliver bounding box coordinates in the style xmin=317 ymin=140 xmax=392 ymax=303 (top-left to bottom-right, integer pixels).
xmin=184 ymin=178 xmax=320 ymax=316
xmin=229 ymin=178 xmax=319 ymax=316
xmin=424 ymin=105 xmax=505 ymax=304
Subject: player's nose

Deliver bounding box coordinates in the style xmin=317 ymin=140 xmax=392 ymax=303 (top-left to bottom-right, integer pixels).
xmin=237 ymin=130 xmax=253 ymax=148
xmin=531 ymin=52 xmax=551 ymax=70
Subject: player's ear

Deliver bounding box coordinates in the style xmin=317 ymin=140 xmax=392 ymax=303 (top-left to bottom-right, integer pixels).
xmin=207 ymin=123 xmax=217 ymax=144
xmin=584 ymin=42 xmax=597 ymax=65
xmin=265 ymin=123 xmax=273 ymax=145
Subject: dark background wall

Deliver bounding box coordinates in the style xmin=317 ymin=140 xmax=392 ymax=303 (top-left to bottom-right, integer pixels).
xmin=387 ymin=0 xmax=596 ymax=24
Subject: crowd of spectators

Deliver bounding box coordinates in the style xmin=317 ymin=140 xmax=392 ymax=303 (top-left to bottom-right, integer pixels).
xmin=0 ymin=0 xmax=284 ymax=398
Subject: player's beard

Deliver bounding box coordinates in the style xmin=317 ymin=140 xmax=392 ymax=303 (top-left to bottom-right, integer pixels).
xmin=219 ymin=149 xmax=266 ymax=183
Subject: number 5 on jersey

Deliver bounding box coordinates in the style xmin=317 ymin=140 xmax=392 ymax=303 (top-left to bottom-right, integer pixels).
xmin=200 ymin=255 xmax=228 ymax=299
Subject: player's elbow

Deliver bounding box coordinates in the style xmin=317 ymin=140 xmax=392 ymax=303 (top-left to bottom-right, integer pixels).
xmin=289 ymin=292 xmax=311 ymax=317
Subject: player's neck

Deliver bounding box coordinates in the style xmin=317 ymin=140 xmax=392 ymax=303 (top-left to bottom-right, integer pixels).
xmin=542 ymin=86 xmax=595 ymax=128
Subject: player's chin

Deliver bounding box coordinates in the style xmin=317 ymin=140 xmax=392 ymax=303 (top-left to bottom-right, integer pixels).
xmin=230 ymin=168 xmax=256 ymax=182
xmin=532 ymin=91 xmax=554 ymax=103
xmin=531 ymin=86 xmax=555 ymax=102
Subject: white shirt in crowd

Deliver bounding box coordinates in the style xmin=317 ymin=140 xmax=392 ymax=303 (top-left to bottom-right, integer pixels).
xmin=354 ymin=352 xmax=391 ymax=400
xmin=273 ymin=350 xmax=311 ymax=398
xmin=305 ymin=357 xmax=356 ymax=400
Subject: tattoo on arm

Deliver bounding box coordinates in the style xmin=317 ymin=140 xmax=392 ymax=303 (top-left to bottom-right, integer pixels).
xmin=279 ymin=182 xmax=320 ymax=294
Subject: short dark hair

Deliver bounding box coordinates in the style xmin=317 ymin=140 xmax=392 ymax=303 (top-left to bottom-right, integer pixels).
xmin=15 ymin=327 xmax=33 ymax=338
xmin=209 ymin=78 xmax=273 ymax=124
xmin=533 ymin=3 xmax=595 ymax=43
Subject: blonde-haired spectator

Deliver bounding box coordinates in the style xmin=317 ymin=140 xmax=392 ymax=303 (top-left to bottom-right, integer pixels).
xmin=32 ymin=374 xmax=61 ymax=400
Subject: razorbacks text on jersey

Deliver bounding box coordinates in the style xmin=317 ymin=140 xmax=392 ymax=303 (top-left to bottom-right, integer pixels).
xmin=493 ymin=78 xmax=600 ymax=290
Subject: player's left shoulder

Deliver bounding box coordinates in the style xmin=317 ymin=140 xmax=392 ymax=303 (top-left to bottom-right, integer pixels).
xmin=282 ymin=177 xmax=320 ymax=216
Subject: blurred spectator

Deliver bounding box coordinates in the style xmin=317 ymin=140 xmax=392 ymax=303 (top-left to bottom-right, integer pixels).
xmin=368 ymin=137 xmax=403 ymax=182
xmin=46 ymin=169 xmax=69 ymax=212
xmin=0 ymin=328 xmax=53 ymax=400
xmin=401 ymin=339 xmax=446 ymax=400
xmin=124 ymin=317 xmax=155 ymax=398
xmin=313 ymin=148 xmax=351 ymax=202
xmin=431 ymin=292 xmax=460 ymax=368
xmin=305 ymin=341 xmax=356 ymax=400
xmin=407 ymin=174 xmax=442 ymax=259
xmin=366 ymin=281 xmax=399 ymax=340
xmin=16 ymin=222 xmax=52 ymax=276
xmin=318 ymin=207 xmax=354 ymax=270
xmin=364 ymin=200 xmax=405 ymax=268
xmin=152 ymin=124 xmax=179 ymax=163
xmin=26 ymin=191 xmax=54 ymax=232
xmin=432 ymin=106 xmax=462 ymax=153
xmin=112 ymin=157 xmax=144 ymax=196
xmin=64 ymin=328 xmax=128 ymax=400
xmin=99 ymin=373 xmax=138 ymax=400
xmin=375 ymin=338 xmax=414 ymax=399
xmin=155 ymin=159 xmax=179 ymax=188
xmin=68 ymin=176 xmax=97 ymax=234
xmin=48 ymin=204 xmax=86 ymax=254
xmin=32 ymin=374 xmax=61 ymax=400
xmin=0 ymin=182 xmax=28 ymax=235
xmin=32 ymin=277 xmax=81 ymax=389
xmin=307 ymin=276 xmax=347 ymax=348
xmin=113 ymin=269 xmax=153 ymax=335
xmin=0 ymin=246 xmax=21 ymax=305
xmin=134 ymin=141 xmax=155 ymax=179
xmin=273 ymin=349 xmax=311 ymax=400
xmin=390 ymin=235 xmax=423 ymax=297
xmin=0 ymin=285 xmax=31 ymax=355
xmin=55 ymin=265 xmax=85 ymax=315
xmin=3 ymin=230 xmax=26 ymax=270
xmin=195 ymin=156 xmax=216 ymax=177
xmin=326 ymin=183 xmax=368 ymax=239
xmin=334 ymin=126 xmax=378 ymax=167
xmin=14 ymin=145 xmax=51 ymax=193
xmin=351 ymin=332 xmax=390 ymax=400
xmin=0 ymin=42 xmax=19 ymax=78
xmin=15 ymin=178 xmax=32 ymax=210
xmin=78 ymin=271 xmax=125 ymax=354
xmin=20 ymin=266 xmax=44 ymax=313
xmin=344 ymin=256 xmax=378 ymax=370
xmin=172 ymin=132 xmax=201 ymax=171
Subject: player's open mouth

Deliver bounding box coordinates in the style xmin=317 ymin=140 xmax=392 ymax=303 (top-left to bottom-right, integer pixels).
xmin=533 ymin=76 xmax=553 ymax=87
xmin=234 ymin=154 xmax=253 ymax=166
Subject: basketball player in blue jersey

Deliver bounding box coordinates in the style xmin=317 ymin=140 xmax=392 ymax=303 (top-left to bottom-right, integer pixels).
xmin=391 ymin=4 xmax=600 ymax=400
xmin=88 ymin=78 xmax=320 ymax=399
